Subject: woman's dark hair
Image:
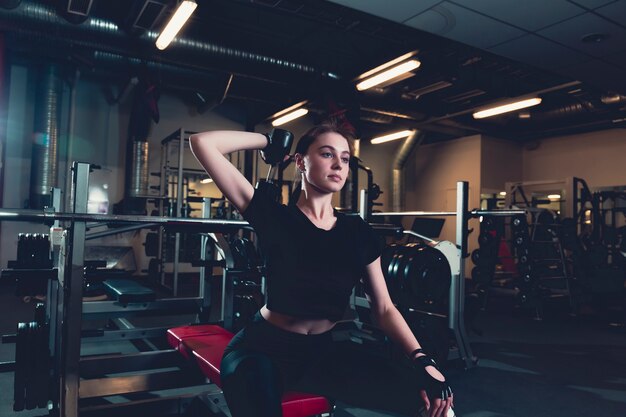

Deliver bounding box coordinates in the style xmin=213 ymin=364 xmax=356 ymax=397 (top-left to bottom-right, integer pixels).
xmin=294 ymin=123 xmax=356 ymax=156
xmin=289 ymin=123 xmax=355 ymax=204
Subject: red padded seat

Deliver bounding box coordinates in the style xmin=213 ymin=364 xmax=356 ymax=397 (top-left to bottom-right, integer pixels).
xmin=167 ymin=325 xmax=333 ymax=417
xmin=167 ymin=325 xmax=231 ymax=359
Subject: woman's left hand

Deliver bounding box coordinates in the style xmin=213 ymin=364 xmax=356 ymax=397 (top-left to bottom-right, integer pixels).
xmin=414 ymin=354 xmax=454 ymax=417
xmin=419 ymin=388 xmax=453 ymax=417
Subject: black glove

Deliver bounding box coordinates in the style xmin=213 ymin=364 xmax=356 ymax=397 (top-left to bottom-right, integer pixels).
xmin=413 ymin=353 xmax=453 ymax=401
xmin=260 ymin=129 xmax=294 ymax=166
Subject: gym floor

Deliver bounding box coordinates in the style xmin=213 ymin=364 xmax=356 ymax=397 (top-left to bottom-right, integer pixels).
xmin=0 ymin=285 xmax=625 ymax=417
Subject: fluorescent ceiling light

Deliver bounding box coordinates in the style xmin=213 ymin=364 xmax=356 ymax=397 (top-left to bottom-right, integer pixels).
xmin=356 ymin=59 xmax=421 ymax=91
xmin=371 ymin=130 xmax=414 ymax=145
xmin=499 ymin=191 xmax=506 ymax=196
xmin=155 ymin=0 xmax=197 ymax=50
xmin=548 ymin=194 xmax=561 ymax=200
xmin=272 ymin=108 xmax=308 ymax=126
xmin=200 ymin=178 xmax=213 ymax=184
xmin=473 ymin=97 xmax=542 ymax=119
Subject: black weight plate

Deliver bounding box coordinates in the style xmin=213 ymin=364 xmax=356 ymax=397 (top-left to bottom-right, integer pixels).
xmin=424 ymin=247 xmax=452 ymax=303
xmin=148 ymin=258 xmax=160 ymax=279
xmin=24 ymin=322 xmax=38 ymax=410
xmin=520 ymin=272 xmax=533 ymax=284
xmin=478 ymin=232 xmax=494 ymax=247
xmin=471 ymin=265 xmax=493 ymax=285
xmin=386 ymin=247 xmax=405 ymax=302
xmin=144 ymin=232 xmax=158 ymax=257
xmin=405 ymin=246 xmax=451 ymax=306
xmin=34 ymin=323 xmax=50 ymax=409
xmin=471 ymin=266 xmax=481 ymax=282
xmin=398 ymin=249 xmax=419 ymax=307
xmin=393 ymin=244 xmax=418 ymax=304
xmin=511 ymin=216 xmax=527 ymax=231
xmin=381 ymin=244 xmax=397 ymax=282
xmin=230 ymin=238 xmax=248 ymax=270
xmin=513 ymin=232 xmax=529 ymax=248
xmin=471 ymin=249 xmax=481 ymax=265
xmin=242 ymin=238 xmax=261 ymax=268
xmin=481 ymin=217 xmax=495 ymax=231
xmin=518 ymin=253 xmax=531 ymax=265
xmin=13 ymin=322 xmax=27 ymax=411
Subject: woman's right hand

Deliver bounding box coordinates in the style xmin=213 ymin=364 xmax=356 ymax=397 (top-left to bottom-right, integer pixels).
xmin=259 ymin=129 xmax=294 ymax=166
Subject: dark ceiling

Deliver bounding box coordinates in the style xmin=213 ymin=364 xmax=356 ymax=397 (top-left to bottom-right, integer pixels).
xmin=1 ymin=0 xmax=625 ymax=143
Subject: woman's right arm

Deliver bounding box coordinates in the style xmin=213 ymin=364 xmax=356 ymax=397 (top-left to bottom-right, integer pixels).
xmin=189 ymin=130 xmax=267 ymax=214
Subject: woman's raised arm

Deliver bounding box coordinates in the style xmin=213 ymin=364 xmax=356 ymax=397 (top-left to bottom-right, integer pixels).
xmin=189 ymin=130 xmax=266 ymax=213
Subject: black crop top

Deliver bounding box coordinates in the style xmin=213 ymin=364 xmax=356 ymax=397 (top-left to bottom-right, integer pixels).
xmin=241 ymin=186 xmax=383 ymax=321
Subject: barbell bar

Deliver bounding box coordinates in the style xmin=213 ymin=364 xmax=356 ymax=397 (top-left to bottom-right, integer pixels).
xmin=371 ymin=209 xmax=526 ymax=218
xmin=0 ymin=208 xmax=251 ymax=231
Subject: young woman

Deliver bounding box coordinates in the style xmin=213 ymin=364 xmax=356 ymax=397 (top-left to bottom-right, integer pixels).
xmin=189 ymin=124 xmax=453 ymax=417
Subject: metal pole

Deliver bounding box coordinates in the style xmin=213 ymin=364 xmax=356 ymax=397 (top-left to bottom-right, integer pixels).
xmin=59 ymin=162 xmax=90 ymax=417
xmin=359 ymin=189 xmax=367 ymax=220
xmin=199 ymin=197 xmax=212 ymax=321
xmin=213 ymin=234 xmax=235 ymax=330
xmin=173 ymin=128 xmax=185 ymax=296
xmin=159 ymin=139 xmax=167 ymax=287
xmin=373 ymin=211 xmax=457 ymax=217
xmin=0 ymin=208 xmax=253 ymax=228
xmin=452 ymin=181 xmax=474 ymax=368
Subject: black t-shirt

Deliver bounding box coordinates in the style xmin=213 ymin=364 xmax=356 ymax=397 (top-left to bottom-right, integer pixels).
xmin=241 ymin=186 xmax=382 ymax=321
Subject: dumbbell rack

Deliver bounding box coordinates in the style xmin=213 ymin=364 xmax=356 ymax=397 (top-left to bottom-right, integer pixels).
xmin=529 ymin=212 xmax=573 ymax=316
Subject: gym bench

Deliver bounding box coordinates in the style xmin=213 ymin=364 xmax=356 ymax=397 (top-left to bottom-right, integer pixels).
xmin=167 ymin=325 xmax=334 ymax=417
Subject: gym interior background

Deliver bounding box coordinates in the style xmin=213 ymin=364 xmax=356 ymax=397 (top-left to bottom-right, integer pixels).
xmin=0 ymin=1 xmax=625 ymax=417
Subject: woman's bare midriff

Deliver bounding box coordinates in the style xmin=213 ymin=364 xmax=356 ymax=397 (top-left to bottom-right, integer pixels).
xmin=260 ymin=305 xmax=336 ymax=335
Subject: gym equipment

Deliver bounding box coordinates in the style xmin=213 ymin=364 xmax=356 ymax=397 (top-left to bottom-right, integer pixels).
xmin=0 ymin=168 xmax=526 ymax=414
xmin=380 ymin=243 xmax=452 ymax=312
xmin=13 ymin=320 xmax=50 ymax=411
xmin=260 ymin=128 xmax=295 ymax=166
xmin=103 ymin=279 xmax=156 ymax=303
xmin=2 ymin=234 xmax=54 ymax=297
xmin=368 ymin=183 xmax=527 ymax=368
xmin=167 ymin=325 xmax=332 ymax=417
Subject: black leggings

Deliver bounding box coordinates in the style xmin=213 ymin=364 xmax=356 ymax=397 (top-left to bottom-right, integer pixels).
xmin=221 ymin=312 xmax=426 ymax=417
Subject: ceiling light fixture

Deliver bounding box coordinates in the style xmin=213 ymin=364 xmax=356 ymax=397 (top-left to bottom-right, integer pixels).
xmin=473 ymin=97 xmax=542 ymax=119
xmin=356 ymin=52 xmax=421 ymax=91
xmin=200 ymin=178 xmax=213 ymax=184
xmin=271 ymin=101 xmax=309 ymax=126
xmin=155 ymin=0 xmax=197 ymax=50
xmin=371 ymin=130 xmax=414 ymax=145
xmin=548 ymin=194 xmax=561 ymax=200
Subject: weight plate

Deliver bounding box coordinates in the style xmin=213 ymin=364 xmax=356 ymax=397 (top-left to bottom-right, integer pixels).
xmin=13 ymin=322 xmax=27 ymax=411
xmin=478 ymin=232 xmax=494 ymax=247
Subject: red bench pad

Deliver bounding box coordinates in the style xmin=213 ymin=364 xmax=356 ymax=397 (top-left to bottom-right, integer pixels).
xmin=167 ymin=325 xmax=232 ymax=360
xmin=168 ymin=325 xmax=332 ymax=417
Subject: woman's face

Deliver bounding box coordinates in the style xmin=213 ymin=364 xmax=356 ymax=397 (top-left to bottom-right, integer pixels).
xmin=297 ymin=132 xmax=351 ymax=194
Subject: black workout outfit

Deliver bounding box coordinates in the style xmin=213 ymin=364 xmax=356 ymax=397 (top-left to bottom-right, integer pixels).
xmin=221 ymin=187 xmax=426 ymax=417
